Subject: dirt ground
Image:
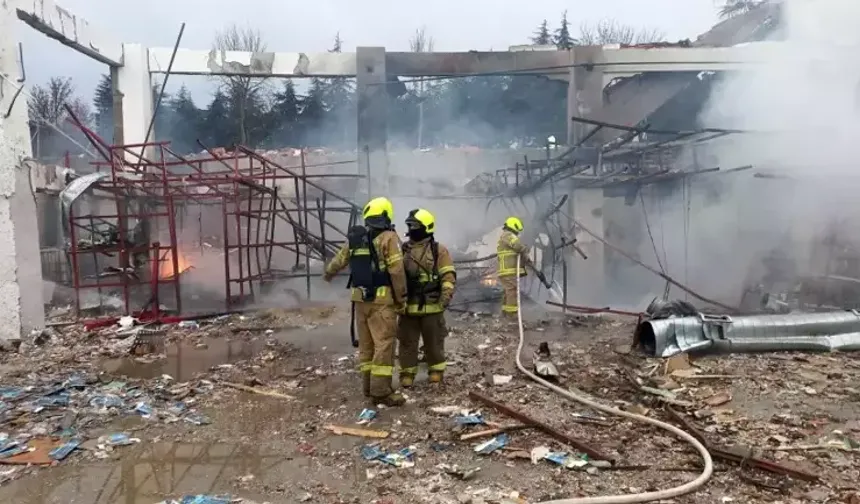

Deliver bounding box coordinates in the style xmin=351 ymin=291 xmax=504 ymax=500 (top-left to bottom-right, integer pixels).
xmin=1 ymin=304 xmax=860 ymax=504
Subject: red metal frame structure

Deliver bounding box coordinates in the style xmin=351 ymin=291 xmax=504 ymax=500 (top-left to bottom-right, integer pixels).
xmin=64 ymin=112 xmax=362 ymax=318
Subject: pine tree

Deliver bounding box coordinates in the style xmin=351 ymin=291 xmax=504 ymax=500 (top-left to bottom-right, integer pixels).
xmin=300 ymin=78 xmax=328 ymax=145
xmin=531 ymin=20 xmax=552 ymax=45
xmin=93 ymin=74 xmax=113 ymax=140
xmin=266 ymin=79 xmax=301 ymax=147
xmin=554 ymin=11 xmax=574 ymax=49
xmin=325 ymin=33 xmax=355 ymax=148
xmin=168 ymin=85 xmax=201 ymax=153
xmin=202 ymin=90 xmax=233 ymax=148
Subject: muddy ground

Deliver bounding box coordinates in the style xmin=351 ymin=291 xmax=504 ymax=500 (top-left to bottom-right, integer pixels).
xmin=1 ymin=304 xmax=859 ymax=504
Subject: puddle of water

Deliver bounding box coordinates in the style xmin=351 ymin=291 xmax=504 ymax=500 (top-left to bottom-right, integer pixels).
xmin=102 ymin=338 xmax=267 ymax=381
xmin=0 ymin=442 xmax=293 ymax=504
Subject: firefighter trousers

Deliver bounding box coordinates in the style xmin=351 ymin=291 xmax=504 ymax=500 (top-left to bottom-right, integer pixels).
xmin=398 ymin=313 xmax=448 ymax=377
xmin=356 ymin=302 xmax=398 ymax=399
xmin=500 ymin=275 xmax=520 ymax=316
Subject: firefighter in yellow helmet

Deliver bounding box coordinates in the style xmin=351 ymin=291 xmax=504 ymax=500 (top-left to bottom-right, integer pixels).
xmin=323 ymin=197 xmax=408 ymax=406
xmin=496 ymin=217 xmax=547 ymax=317
xmin=397 ymin=208 xmax=457 ymax=387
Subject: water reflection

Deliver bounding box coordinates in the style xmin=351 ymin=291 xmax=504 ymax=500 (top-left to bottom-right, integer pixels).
xmin=0 ymin=442 xmax=288 ymax=503
xmin=103 ymin=338 xmax=266 ymax=381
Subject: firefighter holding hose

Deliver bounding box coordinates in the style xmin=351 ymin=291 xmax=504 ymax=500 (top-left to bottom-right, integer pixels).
xmin=323 ymin=197 xmax=408 ymax=406
xmin=397 ymin=208 xmax=457 ymax=387
xmin=497 ymin=216 xmax=549 ymax=317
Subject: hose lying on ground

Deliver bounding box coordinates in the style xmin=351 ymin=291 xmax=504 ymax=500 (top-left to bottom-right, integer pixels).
xmin=513 ymin=256 xmax=713 ymax=504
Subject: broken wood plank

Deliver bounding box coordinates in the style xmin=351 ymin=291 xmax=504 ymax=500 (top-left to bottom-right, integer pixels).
xmin=468 ymin=390 xmax=614 ymax=462
xmin=323 ymin=425 xmax=389 ymax=439
xmin=222 ymin=382 xmax=295 ymax=400
xmin=665 ymin=407 xmax=819 ymax=482
xmin=459 ymin=425 xmax=533 ymax=441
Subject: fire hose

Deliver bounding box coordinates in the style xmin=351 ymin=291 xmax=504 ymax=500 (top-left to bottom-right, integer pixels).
xmin=513 ymin=256 xmax=713 ymax=504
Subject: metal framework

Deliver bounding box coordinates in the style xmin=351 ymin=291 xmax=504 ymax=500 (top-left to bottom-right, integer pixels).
xmin=61 ymin=114 xmax=362 ymax=317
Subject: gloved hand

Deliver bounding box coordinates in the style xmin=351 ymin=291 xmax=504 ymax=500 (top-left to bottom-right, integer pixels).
xmin=395 ymin=303 xmax=406 ymax=315
xmin=536 ymin=271 xmax=551 ymax=289
xmin=323 ymin=273 xmax=333 ymax=283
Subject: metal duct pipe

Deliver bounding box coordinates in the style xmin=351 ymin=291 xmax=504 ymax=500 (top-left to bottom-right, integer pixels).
xmin=638 ymin=310 xmax=860 ymax=357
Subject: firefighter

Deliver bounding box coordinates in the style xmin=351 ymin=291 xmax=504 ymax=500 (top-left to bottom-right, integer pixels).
xmin=323 ymin=197 xmax=408 ymax=406
xmin=397 ymin=208 xmax=456 ymax=387
xmin=496 ymin=216 xmax=548 ymax=317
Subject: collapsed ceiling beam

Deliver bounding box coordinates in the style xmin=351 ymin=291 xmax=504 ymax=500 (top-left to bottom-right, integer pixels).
xmin=148 ymin=48 xmax=576 ymax=78
xmin=16 ymin=0 xmax=122 ymax=66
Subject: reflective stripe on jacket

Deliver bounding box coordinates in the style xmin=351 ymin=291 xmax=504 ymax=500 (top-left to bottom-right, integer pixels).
xmin=496 ymin=229 xmax=530 ymax=277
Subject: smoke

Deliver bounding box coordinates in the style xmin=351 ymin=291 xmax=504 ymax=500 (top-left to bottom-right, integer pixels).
xmin=612 ymin=0 xmax=860 ymax=309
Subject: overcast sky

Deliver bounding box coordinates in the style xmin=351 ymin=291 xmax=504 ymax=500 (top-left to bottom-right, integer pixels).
xmin=16 ymin=0 xmax=723 ymax=106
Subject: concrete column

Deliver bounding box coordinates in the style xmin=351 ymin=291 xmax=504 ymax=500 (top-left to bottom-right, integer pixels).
xmin=0 ymin=0 xmax=45 ymax=338
xmin=356 ymin=47 xmax=389 ymax=199
xmin=566 ymin=46 xmax=605 ymax=147
xmin=114 ymin=44 xmax=153 ymax=159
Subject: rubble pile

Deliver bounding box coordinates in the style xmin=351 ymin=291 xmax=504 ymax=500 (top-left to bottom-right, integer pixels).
xmin=1 ymin=305 xmax=860 ymax=502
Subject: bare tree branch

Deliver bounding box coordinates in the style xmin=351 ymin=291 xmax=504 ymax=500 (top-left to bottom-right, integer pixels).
xmin=212 ymin=24 xmax=269 ymax=145
xmin=27 ymin=77 xmax=74 ymax=125
xmin=578 ymin=19 xmax=666 ymax=45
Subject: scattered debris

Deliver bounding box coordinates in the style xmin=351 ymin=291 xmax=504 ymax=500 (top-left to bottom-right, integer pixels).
xmin=325 ymin=425 xmax=390 ymax=439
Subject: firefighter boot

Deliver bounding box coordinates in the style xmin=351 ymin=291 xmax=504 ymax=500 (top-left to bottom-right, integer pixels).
xmin=399 ymin=374 xmax=415 ymax=388
xmin=376 ymin=391 xmax=406 ymax=407
xmin=428 ymin=371 xmax=443 ymax=384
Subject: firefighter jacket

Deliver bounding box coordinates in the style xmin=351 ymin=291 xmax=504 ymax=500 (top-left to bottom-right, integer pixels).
xmin=496 ymin=229 xmax=531 ymax=277
xmin=402 ymin=237 xmax=457 ymax=316
xmin=324 ymin=229 xmax=408 ymax=307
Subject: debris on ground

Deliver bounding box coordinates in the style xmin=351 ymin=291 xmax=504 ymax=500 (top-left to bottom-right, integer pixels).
xmin=2 ymin=305 xmax=860 ymax=503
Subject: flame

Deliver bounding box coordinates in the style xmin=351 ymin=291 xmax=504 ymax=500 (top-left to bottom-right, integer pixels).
xmin=159 ymin=251 xmax=193 ymax=280
xmin=480 ymin=275 xmax=498 ymax=287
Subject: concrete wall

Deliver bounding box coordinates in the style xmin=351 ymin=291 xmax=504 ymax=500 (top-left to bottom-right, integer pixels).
xmin=0 ymin=0 xmax=45 ymax=338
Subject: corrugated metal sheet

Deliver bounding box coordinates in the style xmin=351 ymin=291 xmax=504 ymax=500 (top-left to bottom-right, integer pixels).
xmin=639 ymin=310 xmax=860 ymax=357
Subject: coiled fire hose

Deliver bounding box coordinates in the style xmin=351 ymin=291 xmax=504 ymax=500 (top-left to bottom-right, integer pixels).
xmin=514 ymin=256 xmax=713 ymax=504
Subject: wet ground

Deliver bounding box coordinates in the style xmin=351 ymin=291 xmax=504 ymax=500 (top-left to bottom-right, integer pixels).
xmin=2 ymin=306 xmax=860 ymax=503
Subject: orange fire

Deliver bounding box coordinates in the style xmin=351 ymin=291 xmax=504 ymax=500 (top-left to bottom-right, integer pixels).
xmin=159 ymin=252 xmax=193 ymax=280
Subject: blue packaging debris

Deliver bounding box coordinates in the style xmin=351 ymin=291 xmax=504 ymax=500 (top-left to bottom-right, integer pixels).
xmin=357 ymin=408 xmax=376 ymax=423
xmin=380 ymin=447 xmax=417 ymax=467
xmin=184 ymin=413 xmax=211 ymax=425
xmin=0 ymin=387 xmax=26 ymax=401
xmin=0 ymin=443 xmax=28 ymax=459
xmin=49 ymin=439 xmax=81 ymax=461
xmin=90 ymin=394 xmax=125 ymax=409
xmin=177 ymin=320 xmax=200 ymax=330
xmin=473 ymin=434 xmax=509 ymax=455
xmin=544 ymin=451 xmax=589 ymax=469
xmin=361 ymin=445 xmax=417 ymax=468
xmin=361 ymin=445 xmax=384 ymax=461
xmin=105 ymin=433 xmax=139 ymax=446
xmin=455 ymin=414 xmax=485 ymax=426
xmin=157 ymin=495 xmax=235 ymax=504
xmin=178 ymin=495 xmax=233 ymax=504
xmin=36 ymin=393 xmax=70 ymax=408
xmin=134 ymin=402 xmax=154 ymax=418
